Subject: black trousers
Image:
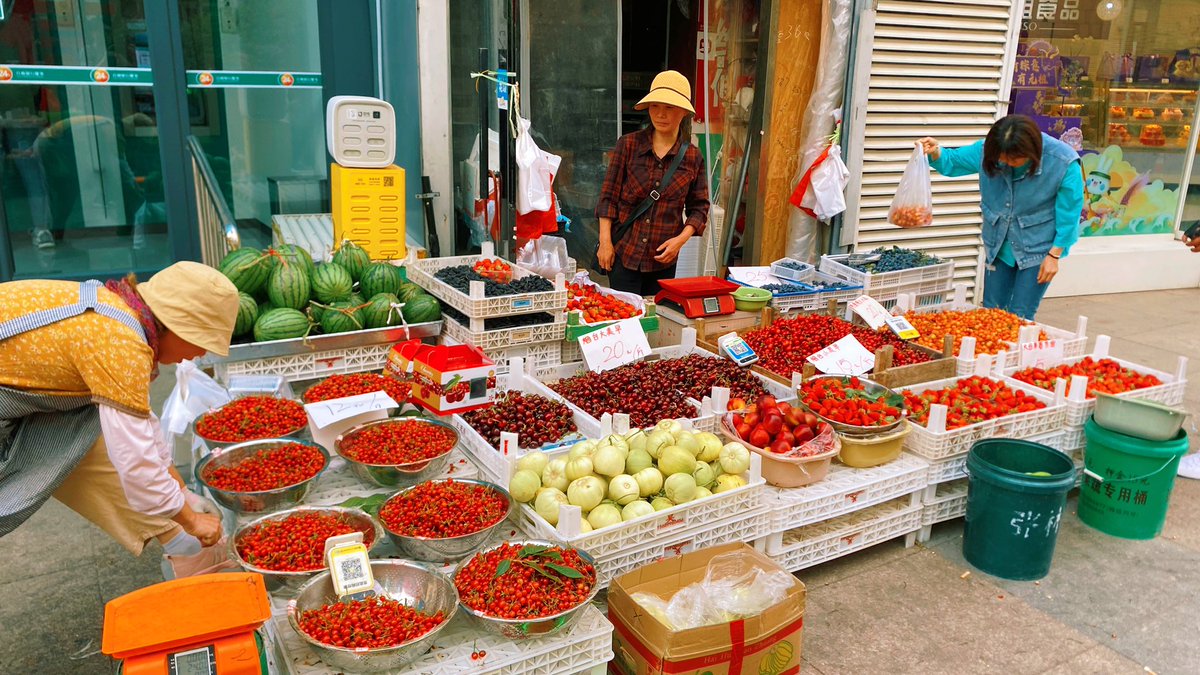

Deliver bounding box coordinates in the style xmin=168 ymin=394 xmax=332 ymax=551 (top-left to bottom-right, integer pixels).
xmin=607 ymin=261 xmax=677 ymax=297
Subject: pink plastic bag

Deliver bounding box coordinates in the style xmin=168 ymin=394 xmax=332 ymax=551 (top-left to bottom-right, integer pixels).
xmin=888 ymin=143 xmax=934 ymax=228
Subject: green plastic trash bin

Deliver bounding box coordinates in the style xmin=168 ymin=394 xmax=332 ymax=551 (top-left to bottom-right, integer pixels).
xmin=963 ymin=439 xmax=1076 ymax=581
xmin=1078 ymin=418 xmax=1189 ymax=540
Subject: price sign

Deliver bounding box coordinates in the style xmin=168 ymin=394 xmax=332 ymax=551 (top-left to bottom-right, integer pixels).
xmin=324 ymin=532 xmax=375 ymax=599
xmin=727 ymin=266 xmax=775 ymax=287
xmin=848 ymin=295 xmax=891 ymax=330
xmin=579 ymin=318 xmax=651 ymax=372
xmin=1019 ymin=340 xmax=1063 ymax=369
xmin=305 ymin=391 xmax=398 ymax=429
xmin=885 ymin=315 xmax=920 ymax=340
xmin=806 ymin=334 xmax=876 ymax=376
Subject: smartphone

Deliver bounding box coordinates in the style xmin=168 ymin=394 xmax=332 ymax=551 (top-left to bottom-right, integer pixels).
xmin=1185 ymin=222 xmax=1200 ymax=241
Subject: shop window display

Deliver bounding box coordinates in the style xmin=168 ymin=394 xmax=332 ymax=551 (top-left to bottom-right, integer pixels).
xmin=1009 ymin=0 xmax=1200 ymax=238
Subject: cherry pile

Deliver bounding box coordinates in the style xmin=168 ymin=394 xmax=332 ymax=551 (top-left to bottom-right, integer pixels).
xmin=743 ymin=314 xmax=931 ymax=378
xmin=203 ymin=442 xmax=325 ymax=492
xmin=651 ymin=354 xmax=769 ymax=404
xmin=455 ymin=543 xmax=595 ymax=620
xmin=902 ymin=376 xmax=1046 ymax=429
xmin=904 ymin=308 xmax=1044 ymax=356
xmin=379 ymin=480 xmax=509 ymax=538
xmin=195 ymin=396 xmax=308 ymax=443
xmin=339 ymin=420 xmax=457 ymax=465
xmin=463 ymin=391 xmax=576 ymax=448
xmin=237 ymin=511 xmax=372 ymax=572
xmin=548 ymin=364 xmax=691 ymax=428
xmin=298 ymin=596 xmax=446 ymax=650
xmin=302 ymin=373 xmax=411 ymax=404
xmin=567 ymin=282 xmax=640 ymax=323
xmin=1012 ymin=357 xmax=1163 ymax=398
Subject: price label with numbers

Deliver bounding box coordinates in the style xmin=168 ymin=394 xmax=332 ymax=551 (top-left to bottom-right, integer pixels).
xmin=305 ymin=391 xmax=398 ymax=429
xmin=848 ymin=295 xmax=891 ymax=330
xmin=1019 ymin=339 xmax=1063 ymax=369
xmin=727 ymin=266 xmax=775 ymax=288
xmin=579 ymin=318 xmax=651 ymax=372
xmin=806 ymin=334 xmax=876 ymax=376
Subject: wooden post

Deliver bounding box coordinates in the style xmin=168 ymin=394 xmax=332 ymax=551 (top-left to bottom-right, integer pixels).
xmin=943 ymin=334 xmax=955 ymax=358
xmin=875 ymin=344 xmax=895 ymax=377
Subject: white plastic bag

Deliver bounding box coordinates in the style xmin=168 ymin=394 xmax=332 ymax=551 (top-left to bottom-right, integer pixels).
xmin=514 ymin=113 xmax=561 ymax=215
xmin=888 ymin=143 xmax=934 ymax=228
xmin=516 ymin=235 xmax=571 ymax=278
xmin=161 ymin=360 xmax=232 ymax=439
xmin=807 ymin=145 xmax=849 ymax=221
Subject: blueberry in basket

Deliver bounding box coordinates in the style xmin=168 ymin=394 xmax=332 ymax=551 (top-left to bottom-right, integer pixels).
xmin=434 ymin=265 xmax=554 ymax=297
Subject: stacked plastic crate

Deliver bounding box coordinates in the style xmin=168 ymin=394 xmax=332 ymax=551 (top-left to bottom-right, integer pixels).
xmin=758 ymin=258 xmax=866 ymax=314
xmin=408 ymin=242 xmax=568 ymax=375
xmin=818 ymin=251 xmax=955 ymax=315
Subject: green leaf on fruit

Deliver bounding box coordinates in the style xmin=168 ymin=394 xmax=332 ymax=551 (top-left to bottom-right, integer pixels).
xmin=546 ymin=563 xmax=584 ymax=579
xmin=495 ymin=559 xmax=512 ymax=577
xmin=518 ymin=544 xmax=551 ymax=558
xmin=524 ymin=562 xmax=563 ymax=584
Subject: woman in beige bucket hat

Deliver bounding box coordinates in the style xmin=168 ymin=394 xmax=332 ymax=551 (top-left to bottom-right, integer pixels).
xmin=0 ymin=261 xmax=240 ymax=577
xmin=596 ymin=70 xmax=710 ymax=296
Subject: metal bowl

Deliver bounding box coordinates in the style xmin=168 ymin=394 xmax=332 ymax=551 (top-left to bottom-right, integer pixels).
xmin=194 ymin=438 xmax=330 ymax=514
xmin=451 ymin=539 xmax=599 ymax=640
xmin=378 ymin=479 xmax=514 ymax=563
xmin=230 ymin=506 xmax=384 ymax=595
xmin=192 ymin=396 xmax=309 ymax=446
xmin=334 ymin=418 xmax=459 ymax=488
xmin=795 ymin=375 xmax=908 ymax=436
xmin=287 ymin=560 xmax=459 ymax=673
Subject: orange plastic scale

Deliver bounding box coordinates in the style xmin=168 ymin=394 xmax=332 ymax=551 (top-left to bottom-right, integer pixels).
xmin=102 ymin=573 xmax=271 ymax=675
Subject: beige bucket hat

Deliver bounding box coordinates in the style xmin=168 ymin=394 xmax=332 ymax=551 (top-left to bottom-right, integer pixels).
xmin=635 ymin=70 xmax=696 ymax=115
xmin=138 ymin=261 xmax=240 ymax=356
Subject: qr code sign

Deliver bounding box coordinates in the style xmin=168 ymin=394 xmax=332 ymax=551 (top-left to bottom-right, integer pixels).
xmin=383 ymin=176 xmax=394 ymax=187
xmin=338 ymin=556 xmax=367 ymax=586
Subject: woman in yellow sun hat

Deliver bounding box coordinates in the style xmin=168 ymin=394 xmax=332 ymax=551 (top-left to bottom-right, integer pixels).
xmin=596 ymin=70 xmax=710 ymax=296
xmin=0 ymin=261 xmax=240 ymax=577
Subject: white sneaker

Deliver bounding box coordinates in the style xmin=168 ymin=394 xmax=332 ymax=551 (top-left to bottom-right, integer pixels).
xmin=32 ymin=230 xmax=54 ymax=249
xmin=1177 ymin=453 xmax=1200 ymax=480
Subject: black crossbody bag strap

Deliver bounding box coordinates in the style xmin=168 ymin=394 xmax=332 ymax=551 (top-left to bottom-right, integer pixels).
xmin=610 ymin=141 xmax=690 ymax=247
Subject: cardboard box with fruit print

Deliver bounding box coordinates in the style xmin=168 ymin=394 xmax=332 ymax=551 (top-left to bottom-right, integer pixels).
xmin=385 ymin=339 xmax=496 ymax=415
xmin=608 ymin=543 xmax=805 ymax=675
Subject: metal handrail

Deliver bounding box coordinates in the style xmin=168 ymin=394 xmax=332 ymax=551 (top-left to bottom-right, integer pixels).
xmin=188 ymin=135 xmax=240 ymax=265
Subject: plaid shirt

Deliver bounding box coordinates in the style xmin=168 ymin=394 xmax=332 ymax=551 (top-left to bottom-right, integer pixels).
xmin=595 ymin=128 xmax=710 ymax=272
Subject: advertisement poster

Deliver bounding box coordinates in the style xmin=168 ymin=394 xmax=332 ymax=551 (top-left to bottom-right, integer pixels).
xmin=1079 ymin=147 xmax=1180 ymax=237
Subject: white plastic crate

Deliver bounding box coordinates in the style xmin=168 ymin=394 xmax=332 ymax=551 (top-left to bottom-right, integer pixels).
xmin=408 ymin=242 xmax=568 ymax=319
xmin=1062 ymin=426 xmax=1085 ymax=453
xmin=769 ymin=271 xmax=865 ymax=314
xmin=441 ymin=333 xmax=562 ymax=377
xmin=769 ymin=257 xmax=816 ymax=282
xmin=956 ymin=316 xmax=1090 ymax=376
xmin=921 ymin=478 xmax=968 ymax=527
xmin=819 ymin=253 xmax=955 ymax=294
xmin=761 ymin=496 xmax=923 ymax=573
xmin=562 ymin=337 xmax=583 ymax=363
xmin=900 ymin=373 xmax=1067 ymax=461
xmin=920 ymin=429 xmax=1066 ymax=485
xmin=761 ymin=454 xmax=929 ymax=537
xmin=215 ymin=344 xmax=393 ymax=382
xmin=271 ymin=601 xmax=613 ymax=675
xmin=1001 ymin=334 xmax=1188 ymax=429
xmin=442 ymin=311 xmax=567 ymax=351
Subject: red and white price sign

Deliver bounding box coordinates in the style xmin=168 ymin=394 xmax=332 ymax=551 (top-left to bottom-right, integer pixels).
xmin=580 ymin=318 xmax=651 ymax=373
xmin=848 ymin=295 xmax=891 ymax=330
xmin=806 ymin=334 xmax=876 ymax=376
xmin=1019 ymin=339 xmax=1063 ymax=369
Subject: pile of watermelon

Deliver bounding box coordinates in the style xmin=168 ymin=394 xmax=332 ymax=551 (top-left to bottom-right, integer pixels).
xmin=217 ymin=241 xmax=443 ymax=343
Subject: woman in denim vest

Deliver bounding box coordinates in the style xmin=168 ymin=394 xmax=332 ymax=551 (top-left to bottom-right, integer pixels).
xmin=919 ymin=115 xmax=1085 ymax=319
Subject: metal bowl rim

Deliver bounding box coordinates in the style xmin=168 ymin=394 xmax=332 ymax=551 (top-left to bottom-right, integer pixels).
xmin=192 ymin=395 xmax=309 ymax=444
xmin=286 ymin=559 xmax=460 ymax=656
xmin=378 ymin=478 xmax=514 ymax=543
xmin=333 ymin=417 xmax=460 ymax=468
xmin=796 ymin=375 xmax=908 ymax=434
xmin=229 ymin=505 xmax=385 ymax=577
xmin=450 ymin=539 xmax=600 ymax=625
xmin=194 ymin=438 xmax=331 ymax=498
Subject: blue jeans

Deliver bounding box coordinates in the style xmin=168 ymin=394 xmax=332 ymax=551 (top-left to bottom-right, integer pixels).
xmin=982 ymin=259 xmax=1049 ymax=320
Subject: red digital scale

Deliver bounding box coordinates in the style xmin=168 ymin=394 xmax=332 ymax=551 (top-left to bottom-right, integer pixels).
xmin=655 ymin=276 xmax=740 ymax=318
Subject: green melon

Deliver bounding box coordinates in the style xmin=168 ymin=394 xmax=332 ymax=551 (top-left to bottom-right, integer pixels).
xmin=267 ymin=261 xmax=312 ymax=310
xmin=359 ymin=262 xmax=404 ymax=299
xmin=363 ymin=293 xmax=403 ymax=329
xmin=348 ymin=292 xmax=366 ymax=307
xmin=271 ymin=244 xmax=315 ymax=278
xmin=401 ymin=295 xmax=442 ymax=323
xmin=311 ymin=263 xmax=354 ymax=303
xmin=307 ymin=301 xmax=327 ymax=324
xmin=254 ymin=307 xmax=311 ymax=342
xmin=218 ymin=248 xmax=272 ymax=296
xmin=321 ymin=301 xmax=365 ymax=334
xmin=332 ymin=240 xmax=371 ymax=281
xmin=233 ymin=292 xmax=259 ymax=337
xmin=397 ymin=282 xmax=426 ymax=304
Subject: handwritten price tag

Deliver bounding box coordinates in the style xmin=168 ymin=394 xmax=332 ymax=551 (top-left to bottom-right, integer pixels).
xmin=806 ymin=334 xmax=876 ymax=376
xmin=849 ymin=295 xmax=891 ymax=330
xmin=580 ymin=318 xmax=651 ymax=373
xmin=305 ymin=391 xmax=399 ymax=430
xmin=1019 ymin=339 xmax=1063 ymax=369
xmin=727 ymin=266 xmax=775 ymax=288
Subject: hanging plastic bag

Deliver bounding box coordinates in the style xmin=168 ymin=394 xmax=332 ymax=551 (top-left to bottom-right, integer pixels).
xmin=160 ymin=360 xmax=231 ymax=441
xmin=789 ymin=144 xmax=849 ymax=222
xmin=514 ymin=113 xmax=561 ymax=215
xmin=516 ymin=235 xmax=572 ymax=279
xmin=888 ymin=143 xmax=934 ymax=228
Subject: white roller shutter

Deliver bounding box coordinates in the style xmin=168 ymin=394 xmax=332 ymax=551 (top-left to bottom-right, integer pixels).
xmin=842 ymin=0 xmax=1023 ymax=299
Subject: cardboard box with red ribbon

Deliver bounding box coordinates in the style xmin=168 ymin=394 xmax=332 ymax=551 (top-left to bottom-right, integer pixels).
xmin=608 ymin=543 xmax=806 ymax=675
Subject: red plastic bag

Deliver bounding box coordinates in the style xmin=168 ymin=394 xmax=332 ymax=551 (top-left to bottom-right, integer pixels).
xmin=888 ymin=143 xmax=934 ymax=228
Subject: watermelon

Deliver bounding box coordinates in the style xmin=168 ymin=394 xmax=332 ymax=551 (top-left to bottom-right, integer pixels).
xmin=333 ymin=240 xmax=371 ymax=281
xmin=312 ymin=263 xmax=354 ymax=303
xmin=218 ymin=248 xmax=272 ymax=296
xmin=401 ymin=295 xmax=442 ymax=323
xmin=233 ymin=292 xmax=259 ymax=337
xmin=321 ymin=301 xmax=365 ymax=334
xmin=397 ymin=282 xmax=426 ymax=304
xmin=254 ymin=308 xmax=310 ymax=342
xmin=360 ymin=262 xmax=403 ymax=299
xmin=267 ymin=261 xmax=312 ymax=310
xmin=272 ymin=244 xmax=315 ymax=278
xmin=363 ymin=293 xmax=402 ymax=329
xmin=348 ymin=292 xmax=366 ymax=306
xmin=307 ymin=301 xmax=327 ymax=324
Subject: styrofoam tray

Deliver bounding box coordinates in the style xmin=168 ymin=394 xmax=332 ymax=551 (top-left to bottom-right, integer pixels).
xmin=760 ymin=453 xmax=929 ymax=543
xmin=921 ymin=478 xmax=968 ymax=527
xmin=271 ymin=601 xmax=613 ymax=675
xmin=408 ymin=242 xmax=567 ymax=319
xmin=762 ymin=496 xmax=923 ymax=573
